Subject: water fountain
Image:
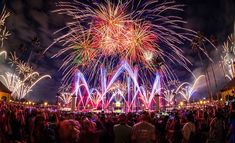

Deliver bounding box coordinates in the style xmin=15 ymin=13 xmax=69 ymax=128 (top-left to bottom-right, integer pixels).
xmin=74 ymin=61 xmax=161 ymax=112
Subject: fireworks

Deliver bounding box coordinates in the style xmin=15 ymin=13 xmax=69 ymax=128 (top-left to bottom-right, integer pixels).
xmin=221 ymin=34 xmax=235 ymax=80
xmin=0 ymin=72 xmax=51 ymax=100
xmin=0 ymin=6 xmax=51 ymax=100
xmin=0 ymin=72 xmax=28 ymax=99
xmin=0 ymin=6 xmax=10 ymax=48
xmin=177 ymin=75 xmax=205 ymax=103
xmin=46 ymin=0 xmax=214 ymax=84
xmin=74 ymin=62 xmax=161 ymax=111
xmin=58 ymin=84 xmax=74 ymax=105
xmin=162 ymin=89 xmax=176 ymax=105
xmin=59 ymin=83 xmax=73 ymax=93
xmin=0 ymin=53 xmax=51 ymax=100
xmin=109 ymin=81 xmax=127 ymax=93
xmin=161 ymin=80 xmax=181 ymax=105
xmin=59 ymin=92 xmax=73 ymax=105
xmin=9 ymin=52 xmax=34 ymax=78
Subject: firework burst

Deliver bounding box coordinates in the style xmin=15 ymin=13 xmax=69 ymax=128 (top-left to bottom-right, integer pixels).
xmin=46 ymin=0 xmax=214 ymax=85
xmin=221 ymin=34 xmax=235 ymax=80
xmin=59 ymin=83 xmax=73 ymax=93
xmin=0 ymin=6 xmax=10 ymax=48
xmin=0 ymin=72 xmax=30 ymax=99
xmin=9 ymin=52 xmax=34 ymax=78
xmin=162 ymin=89 xmax=175 ymax=105
xmin=0 ymin=53 xmax=51 ymax=100
xmin=59 ymin=92 xmax=73 ymax=105
xmin=177 ymin=75 xmax=205 ymax=103
xmin=9 ymin=53 xmax=38 ymax=84
xmin=0 ymin=72 xmax=51 ymax=100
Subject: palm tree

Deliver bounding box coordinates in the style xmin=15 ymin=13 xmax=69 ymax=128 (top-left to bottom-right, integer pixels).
xmin=210 ymin=35 xmax=219 ymax=100
xmin=191 ymin=32 xmax=213 ymax=101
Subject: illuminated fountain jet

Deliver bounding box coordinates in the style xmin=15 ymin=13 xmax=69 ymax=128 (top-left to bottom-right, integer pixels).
xmin=161 ymin=89 xmax=176 ymax=106
xmin=161 ymin=79 xmax=190 ymax=106
xmin=74 ymin=61 xmax=161 ymax=112
xmin=177 ymin=75 xmax=205 ymax=103
xmin=161 ymin=81 xmax=188 ymax=106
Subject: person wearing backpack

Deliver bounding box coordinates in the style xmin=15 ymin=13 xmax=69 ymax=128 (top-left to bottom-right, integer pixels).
xmin=182 ymin=112 xmax=196 ymax=143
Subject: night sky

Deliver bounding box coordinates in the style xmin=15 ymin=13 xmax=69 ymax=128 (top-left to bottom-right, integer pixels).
xmin=0 ymin=0 xmax=235 ymax=103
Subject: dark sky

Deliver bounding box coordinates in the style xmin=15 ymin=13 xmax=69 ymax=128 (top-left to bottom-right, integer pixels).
xmin=0 ymin=0 xmax=235 ymax=102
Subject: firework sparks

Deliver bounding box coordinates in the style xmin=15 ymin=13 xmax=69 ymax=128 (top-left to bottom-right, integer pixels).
xmin=162 ymin=89 xmax=175 ymax=105
xmin=109 ymin=81 xmax=127 ymax=93
xmin=45 ymin=0 xmax=214 ymax=85
xmin=16 ymin=61 xmax=34 ymax=76
xmin=9 ymin=52 xmax=35 ymax=79
xmin=0 ymin=72 xmax=51 ymax=100
xmin=1 ymin=53 xmax=51 ymax=100
xmin=0 ymin=6 xmax=10 ymax=48
xmin=177 ymin=75 xmax=205 ymax=103
xmin=0 ymin=50 xmax=7 ymax=59
xmin=59 ymin=83 xmax=73 ymax=93
xmin=221 ymin=34 xmax=235 ymax=80
xmin=0 ymin=72 xmax=31 ymax=99
xmin=161 ymin=80 xmax=180 ymax=105
xmin=59 ymin=92 xmax=73 ymax=105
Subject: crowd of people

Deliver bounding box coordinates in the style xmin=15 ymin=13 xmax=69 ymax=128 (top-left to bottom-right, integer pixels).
xmin=0 ymin=101 xmax=235 ymax=143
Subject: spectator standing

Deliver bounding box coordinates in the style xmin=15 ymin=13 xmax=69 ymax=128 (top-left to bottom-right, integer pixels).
xmin=182 ymin=112 xmax=196 ymax=143
xmin=113 ymin=114 xmax=132 ymax=143
xmin=80 ymin=118 xmax=103 ymax=143
xmin=227 ymin=112 xmax=235 ymax=143
xmin=58 ymin=119 xmax=81 ymax=143
xmin=208 ymin=110 xmax=225 ymax=143
xmin=131 ymin=112 xmax=156 ymax=143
